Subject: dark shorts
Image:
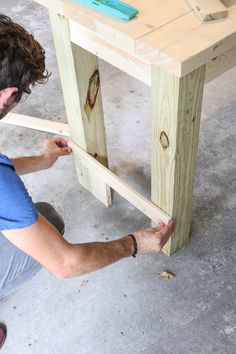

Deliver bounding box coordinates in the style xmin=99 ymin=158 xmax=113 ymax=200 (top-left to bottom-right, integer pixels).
xmin=0 ymin=202 xmax=64 ymax=300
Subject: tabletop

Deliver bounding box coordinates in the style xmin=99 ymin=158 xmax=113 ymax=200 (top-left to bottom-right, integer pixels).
xmin=35 ymin=0 xmax=236 ymax=76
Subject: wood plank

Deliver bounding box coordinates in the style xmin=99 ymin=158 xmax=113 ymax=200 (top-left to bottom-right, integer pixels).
xmin=35 ymin=0 xmax=192 ymax=53
xmin=35 ymin=0 xmax=236 ymax=77
xmin=70 ymin=19 xmax=236 ymax=85
xmin=187 ymin=0 xmax=228 ymax=22
xmin=1 ymin=113 xmax=70 ymax=136
xmin=69 ymin=141 xmax=171 ymax=224
xmin=49 ymin=11 xmax=112 ymax=207
xmin=151 ymin=65 xmax=206 ymax=255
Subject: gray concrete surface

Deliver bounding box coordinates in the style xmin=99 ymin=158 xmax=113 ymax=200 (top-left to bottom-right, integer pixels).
xmin=0 ymin=1 xmax=236 ymax=353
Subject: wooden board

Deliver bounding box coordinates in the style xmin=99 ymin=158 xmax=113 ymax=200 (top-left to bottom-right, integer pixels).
xmin=35 ymin=0 xmax=191 ymax=52
xmin=70 ymin=18 xmax=236 ymax=84
xmin=34 ymin=0 xmax=236 ymax=77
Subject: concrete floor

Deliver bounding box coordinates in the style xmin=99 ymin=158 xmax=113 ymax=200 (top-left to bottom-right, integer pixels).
xmin=0 ymin=1 xmax=236 ymax=353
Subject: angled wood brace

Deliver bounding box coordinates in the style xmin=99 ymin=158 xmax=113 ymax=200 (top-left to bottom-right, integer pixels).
xmin=1 ymin=113 xmax=171 ymax=225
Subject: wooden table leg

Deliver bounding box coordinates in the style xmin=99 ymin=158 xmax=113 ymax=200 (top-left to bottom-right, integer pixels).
xmin=49 ymin=11 xmax=111 ymax=206
xmin=151 ymin=65 xmax=206 ymax=255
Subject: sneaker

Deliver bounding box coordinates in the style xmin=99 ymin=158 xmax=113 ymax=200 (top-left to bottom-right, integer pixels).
xmin=35 ymin=202 xmax=65 ymax=235
xmin=0 ymin=324 xmax=6 ymax=351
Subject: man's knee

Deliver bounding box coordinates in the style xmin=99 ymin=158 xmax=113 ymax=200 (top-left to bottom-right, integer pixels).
xmin=0 ymin=232 xmax=42 ymax=300
xmin=35 ymin=202 xmax=65 ymax=235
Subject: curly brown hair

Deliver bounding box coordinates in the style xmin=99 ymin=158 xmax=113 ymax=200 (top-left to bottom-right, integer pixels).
xmin=0 ymin=14 xmax=50 ymax=102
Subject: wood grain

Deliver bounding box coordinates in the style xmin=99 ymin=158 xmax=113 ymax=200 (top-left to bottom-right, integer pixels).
xmin=151 ymin=65 xmax=206 ymax=255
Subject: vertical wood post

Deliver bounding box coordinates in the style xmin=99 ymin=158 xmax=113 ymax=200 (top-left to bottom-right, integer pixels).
xmin=49 ymin=11 xmax=111 ymax=206
xmin=151 ymin=65 xmax=206 ymax=255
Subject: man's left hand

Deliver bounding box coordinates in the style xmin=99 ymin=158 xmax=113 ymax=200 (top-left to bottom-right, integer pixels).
xmin=41 ymin=138 xmax=72 ymax=169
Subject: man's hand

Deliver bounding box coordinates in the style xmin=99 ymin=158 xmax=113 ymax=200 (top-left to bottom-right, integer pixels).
xmin=133 ymin=220 xmax=176 ymax=254
xmin=41 ymin=138 xmax=72 ymax=169
xmin=11 ymin=137 xmax=72 ymax=175
xmin=3 ymin=217 xmax=176 ymax=280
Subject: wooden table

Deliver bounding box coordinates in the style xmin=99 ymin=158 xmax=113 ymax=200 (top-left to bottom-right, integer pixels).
xmin=4 ymin=0 xmax=236 ymax=255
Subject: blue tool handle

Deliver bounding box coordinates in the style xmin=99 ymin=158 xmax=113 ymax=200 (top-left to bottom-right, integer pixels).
xmin=73 ymin=0 xmax=139 ymax=20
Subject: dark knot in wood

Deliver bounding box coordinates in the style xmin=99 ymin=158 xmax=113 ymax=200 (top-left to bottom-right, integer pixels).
xmin=160 ymin=131 xmax=169 ymax=149
xmin=84 ymin=70 xmax=100 ymax=119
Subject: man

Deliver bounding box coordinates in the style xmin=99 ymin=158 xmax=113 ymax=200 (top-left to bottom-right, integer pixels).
xmin=0 ymin=14 xmax=175 ymax=350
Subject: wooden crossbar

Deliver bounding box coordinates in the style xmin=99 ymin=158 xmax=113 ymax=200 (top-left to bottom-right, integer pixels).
xmin=69 ymin=141 xmax=171 ymax=224
xmin=1 ymin=113 xmax=171 ymax=224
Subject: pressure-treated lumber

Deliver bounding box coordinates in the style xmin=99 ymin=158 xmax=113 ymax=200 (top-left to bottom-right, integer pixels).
xmin=1 ymin=113 xmax=70 ymax=136
xmin=35 ymin=0 xmax=192 ymax=53
xmin=151 ymin=65 xmax=206 ymax=255
xmin=49 ymin=11 xmax=111 ymax=207
xmin=29 ymin=0 xmax=236 ymax=256
xmin=69 ymin=18 xmax=236 ymax=85
xmin=186 ymin=0 xmax=228 ymax=22
xmin=69 ymin=141 xmax=171 ymax=224
xmin=35 ymin=0 xmax=236 ymax=78
xmin=1 ymin=112 xmax=170 ymax=224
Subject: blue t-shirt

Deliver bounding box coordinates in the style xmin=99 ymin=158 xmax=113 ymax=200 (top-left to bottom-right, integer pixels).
xmin=0 ymin=154 xmax=38 ymax=231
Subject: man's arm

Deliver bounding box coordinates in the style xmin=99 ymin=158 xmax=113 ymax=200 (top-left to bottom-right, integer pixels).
xmin=11 ymin=138 xmax=72 ymax=175
xmin=2 ymin=215 xmax=175 ymax=279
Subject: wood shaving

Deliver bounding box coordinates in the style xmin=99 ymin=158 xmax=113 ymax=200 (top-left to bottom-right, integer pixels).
xmin=156 ymin=271 xmax=175 ymax=280
xmin=80 ymin=280 xmax=89 ymax=286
